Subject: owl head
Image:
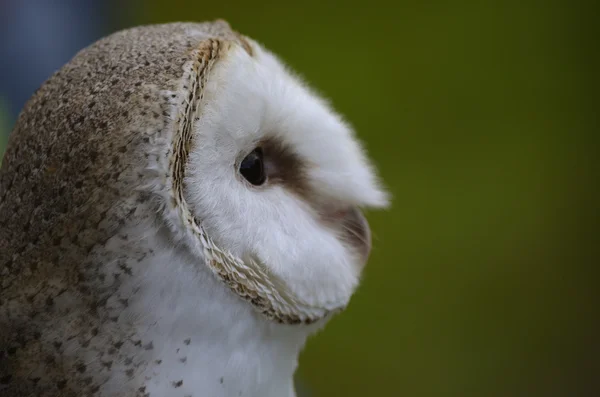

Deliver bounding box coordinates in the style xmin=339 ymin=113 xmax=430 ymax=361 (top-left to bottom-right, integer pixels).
xmin=1 ymin=20 xmax=389 ymax=328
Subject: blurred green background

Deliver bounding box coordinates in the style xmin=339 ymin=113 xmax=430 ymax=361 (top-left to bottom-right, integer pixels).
xmin=1 ymin=1 xmax=598 ymax=396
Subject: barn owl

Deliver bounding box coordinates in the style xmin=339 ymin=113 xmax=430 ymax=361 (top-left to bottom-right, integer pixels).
xmin=0 ymin=20 xmax=388 ymax=397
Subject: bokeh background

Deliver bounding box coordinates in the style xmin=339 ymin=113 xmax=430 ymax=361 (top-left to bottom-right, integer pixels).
xmin=1 ymin=1 xmax=598 ymax=396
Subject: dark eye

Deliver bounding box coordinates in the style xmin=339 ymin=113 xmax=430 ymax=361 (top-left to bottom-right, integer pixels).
xmin=240 ymin=148 xmax=266 ymax=186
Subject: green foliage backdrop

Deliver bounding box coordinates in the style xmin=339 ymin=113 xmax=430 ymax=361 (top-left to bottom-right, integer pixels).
xmin=1 ymin=1 xmax=597 ymax=395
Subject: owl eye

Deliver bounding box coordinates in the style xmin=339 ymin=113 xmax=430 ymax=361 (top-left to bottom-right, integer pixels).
xmin=240 ymin=148 xmax=266 ymax=186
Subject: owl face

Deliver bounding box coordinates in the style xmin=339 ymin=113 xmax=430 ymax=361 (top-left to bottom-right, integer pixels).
xmin=178 ymin=37 xmax=388 ymax=323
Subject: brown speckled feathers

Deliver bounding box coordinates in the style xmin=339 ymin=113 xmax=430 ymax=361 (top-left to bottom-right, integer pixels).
xmin=0 ymin=21 xmax=246 ymax=396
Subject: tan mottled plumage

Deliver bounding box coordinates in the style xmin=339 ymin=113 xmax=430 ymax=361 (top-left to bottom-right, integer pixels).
xmin=0 ymin=20 xmax=254 ymax=396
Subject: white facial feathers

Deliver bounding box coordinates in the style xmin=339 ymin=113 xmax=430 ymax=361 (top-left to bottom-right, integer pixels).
xmin=174 ymin=36 xmax=388 ymax=323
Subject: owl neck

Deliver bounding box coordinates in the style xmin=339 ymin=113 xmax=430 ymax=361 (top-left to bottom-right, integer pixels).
xmin=95 ymin=222 xmax=314 ymax=397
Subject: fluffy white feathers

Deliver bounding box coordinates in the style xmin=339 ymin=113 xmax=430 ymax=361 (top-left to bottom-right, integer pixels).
xmin=184 ymin=38 xmax=388 ymax=319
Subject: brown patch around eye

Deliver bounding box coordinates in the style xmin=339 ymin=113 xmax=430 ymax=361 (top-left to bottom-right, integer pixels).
xmin=258 ymin=137 xmax=312 ymax=200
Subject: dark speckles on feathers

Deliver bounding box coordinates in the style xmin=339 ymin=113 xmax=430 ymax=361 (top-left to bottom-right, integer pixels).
xmin=118 ymin=262 xmax=133 ymax=275
xmin=172 ymin=380 xmax=183 ymax=388
xmin=0 ymin=20 xmax=251 ymax=397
